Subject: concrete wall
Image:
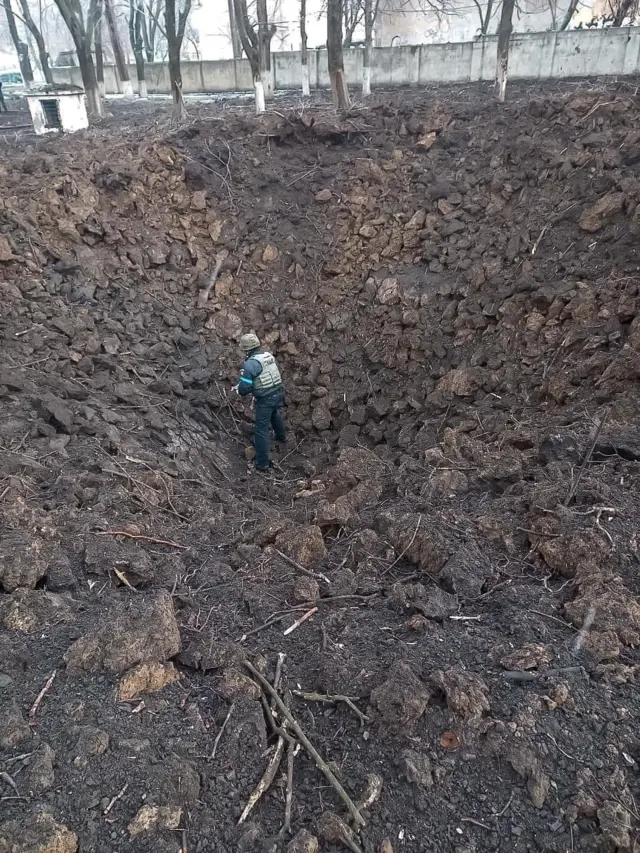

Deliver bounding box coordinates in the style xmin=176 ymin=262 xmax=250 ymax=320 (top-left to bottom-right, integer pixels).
xmin=51 ymin=27 xmax=640 ymax=95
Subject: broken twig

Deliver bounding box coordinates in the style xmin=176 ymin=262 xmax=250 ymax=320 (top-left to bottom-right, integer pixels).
xmin=103 ymin=782 xmax=129 ymax=815
xmin=283 ymin=607 xmax=318 ymax=635
xmin=274 ymin=549 xmax=330 ymax=584
xmin=210 ymin=703 xmax=235 ymax=760
xmin=293 ymin=690 xmax=368 ymax=727
xmin=244 ymin=661 xmax=366 ymax=827
xmin=95 ymin=530 xmax=187 ymax=549
xmin=29 ymin=670 xmax=57 ymax=724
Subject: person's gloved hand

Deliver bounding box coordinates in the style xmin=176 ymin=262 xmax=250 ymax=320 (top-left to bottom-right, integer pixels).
xmin=231 ymin=384 xmax=240 ymax=395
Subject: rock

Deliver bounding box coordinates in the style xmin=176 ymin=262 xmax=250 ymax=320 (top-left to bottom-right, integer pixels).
xmin=33 ymin=394 xmax=74 ymax=432
xmin=27 ymin=743 xmax=56 ymax=794
xmin=329 ymin=568 xmax=357 ymax=597
xmin=0 ymin=534 xmax=48 ymax=592
xmin=378 ymin=512 xmax=448 ymax=574
xmin=311 ymin=402 xmax=331 ymax=431
xmin=439 ymin=547 xmax=490 ymax=599
xmin=262 ymin=244 xmax=279 ymax=263
xmin=73 ymin=727 xmax=109 ymax=768
xmin=501 ymin=644 xmax=552 ymax=671
xmin=430 ymin=669 xmax=490 ymax=719
xmin=118 ymin=662 xmax=179 ymax=701
xmin=0 ymin=811 xmax=78 ymax=853
xmin=400 ymin=749 xmax=433 ymax=788
xmin=3 ymin=590 xmax=73 ymax=633
xmin=315 ymin=189 xmax=332 ymax=202
xmin=128 ymin=805 xmax=182 ymax=838
xmin=0 ymin=702 xmax=31 ymax=749
xmin=218 ymin=668 xmax=262 ymax=701
xmin=65 ymin=590 xmax=180 ymax=674
xmin=579 ymin=192 xmax=625 ymax=232
xmin=597 ymin=801 xmax=632 ymax=849
xmin=286 ymin=829 xmax=318 ymax=853
xmin=293 ymin=576 xmax=320 ymax=602
xmin=376 ymin=278 xmax=401 ymax=305
xmin=508 ymin=747 xmax=550 ymax=808
xmin=0 ymin=235 xmax=14 ymax=261
xmin=191 ymin=190 xmax=207 ymax=211
xmin=371 ymin=662 xmax=431 ymax=727
xmin=275 ymin=525 xmax=326 ymax=568
xmin=178 ymin=637 xmax=243 ymax=672
xmin=148 ymin=245 xmax=168 ymax=265
xmin=437 ymin=368 xmax=481 ymax=396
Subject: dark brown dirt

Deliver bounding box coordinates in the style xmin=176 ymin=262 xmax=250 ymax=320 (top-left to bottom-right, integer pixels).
xmin=1 ymin=80 xmax=640 ymax=853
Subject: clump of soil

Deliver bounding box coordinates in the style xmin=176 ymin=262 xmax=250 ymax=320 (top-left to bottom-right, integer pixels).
xmin=1 ymin=81 xmax=640 ymax=853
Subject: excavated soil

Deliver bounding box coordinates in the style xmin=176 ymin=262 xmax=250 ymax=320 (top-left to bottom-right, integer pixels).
xmin=1 ymin=80 xmax=640 ymax=853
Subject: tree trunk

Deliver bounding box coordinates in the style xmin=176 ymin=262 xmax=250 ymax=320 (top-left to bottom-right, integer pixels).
xmin=227 ymin=0 xmax=242 ymax=58
xmin=94 ymin=15 xmax=105 ymax=97
xmin=233 ymin=0 xmax=265 ymax=113
xmin=165 ymin=0 xmax=191 ymax=121
xmin=256 ymin=0 xmax=273 ymax=100
xmin=612 ymin=0 xmax=634 ymax=25
xmin=482 ymin=0 xmax=494 ymax=32
xmin=559 ymin=0 xmax=578 ymax=28
xmin=129 ymin=0 xmax=148 ymax=97
xmin=363 ymin=0 xmax=372 ymax=96
xmin=17 ymin=0 xmax=53 ymax=84
xmin=327 ymin=0 xmax=350 ymax=109
xmin=3 ymin=0 xmax=34 ymax=88
xmin=105 ymin=0 xmax=133 ymax=95
xmin=300 ymin=0 xmax=309 ymax=95
xmin=53 ymin=0 xmax=103 ymax=116
xmin=494 ymin=0 xmax=514 ymax=103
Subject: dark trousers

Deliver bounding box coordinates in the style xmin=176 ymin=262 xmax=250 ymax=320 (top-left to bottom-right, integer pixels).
xmin=0 ymin=91 xmax=6 ymax=113
xmin=254 ymin=389 xmax=285 ymax=469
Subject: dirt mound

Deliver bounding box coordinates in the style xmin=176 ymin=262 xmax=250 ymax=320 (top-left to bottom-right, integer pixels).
xmin=1 ymin=82 xmax=640 ymax=852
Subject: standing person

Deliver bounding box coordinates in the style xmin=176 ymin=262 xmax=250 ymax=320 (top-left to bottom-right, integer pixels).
xmin=0 ymin=82 xmax=7 ymax=113
xmin=234 ymin=333 xmax=286 ymax=472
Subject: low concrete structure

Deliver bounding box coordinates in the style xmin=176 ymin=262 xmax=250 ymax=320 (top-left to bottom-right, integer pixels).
xmin=26 ymin=86 xmax=88 ymax=134
xmin=51 ymin=27 xmax=640 ymax=96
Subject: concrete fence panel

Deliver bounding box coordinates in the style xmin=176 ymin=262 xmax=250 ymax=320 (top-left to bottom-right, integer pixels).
xmin=51 ymin=28 xmax=640 ymax=97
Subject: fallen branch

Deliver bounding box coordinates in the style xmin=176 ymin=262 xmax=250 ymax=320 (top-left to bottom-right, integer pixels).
xmin=502 ymin=665 xmax=586 ymax=682
xmin=274 ymin=549 xmax=330 ymax=585
xmin=0 ymin=772 xmax=20 ymax=797
xmin=210 ymin=702 xmax=235 ymax=761
xmin=293 ymin=690 xmax=368 ymax=728
xmin=95 ymin=530 xmax=187 ymax=549
xmin=244 ymin=661 xmax=366 ymax=827
xmin=238 ymin=736 xmax=287 ymax=825
xmin=239 ymin=606 xmax=309 ymax=643
xmin=29 ymin=670 xmax=56 ymax=724
xmin=103 ymin=781 xmax=129 ymax=815
xmin=564 ymin=408 xmax=609 ymax=507
xmin=197 ymin=251 xmax=228 ymax=308
xmin=283 ymin=607 xmax=318 ymax=636
xmin=280 ymin=742 xmax=297 ymax=837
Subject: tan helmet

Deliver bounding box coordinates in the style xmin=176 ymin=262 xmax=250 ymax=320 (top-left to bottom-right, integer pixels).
xmin=239 ymin=332 xmax=260 ymax=354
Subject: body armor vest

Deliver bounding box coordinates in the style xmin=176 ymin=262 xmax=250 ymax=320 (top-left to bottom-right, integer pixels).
xmin=252 ymin=352 xmax=282 ymax=392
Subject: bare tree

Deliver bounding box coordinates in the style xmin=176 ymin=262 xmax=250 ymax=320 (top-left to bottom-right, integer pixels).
xmin=494 ymin=0 xmax=514 ymax=102
xmin=233 ymin=0 xmax=275 ymax=113
xmin=129 ymin=0 xmax=148 ymax=96
xmin=3 ymin=0 xmax=34 ymax=88
xmin=327 ymin=0 xmax=350 ymax=109
xmin=54 ymin=0 xmax=103 ymax=115
xmin=558 ymin=0 xmax=578 ymax=28
xmin=342 ymin=0 xmax=365 ymax=46
xmin=300 ymin=0 xmax=309 ymax=95
xmin=164 ymin=0 xmax=191 ymax=120
xmin=611 ymin=0 xmax=636 ymax=24
xmin=471 ymin=0 xmax=495 ymax=33
xmin=227 ymin=0 xmax=242 ymax=57
xmin=16 ymin=0 xmax=53 ymax=84
xmin=105 ymin=0 xmax=133 ymax=95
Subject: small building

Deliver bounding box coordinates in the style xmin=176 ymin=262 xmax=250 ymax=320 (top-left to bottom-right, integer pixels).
xmin=26 ymin=85 xmax=88 ymax=135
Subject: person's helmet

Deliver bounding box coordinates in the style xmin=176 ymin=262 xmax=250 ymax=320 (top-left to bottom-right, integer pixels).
xmin=239 ymin=332 xmax=260 ymax=353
